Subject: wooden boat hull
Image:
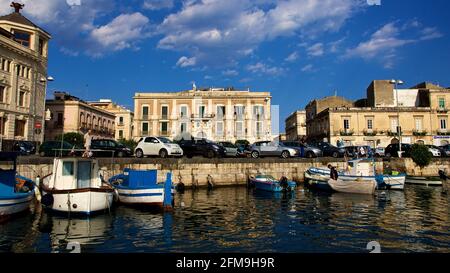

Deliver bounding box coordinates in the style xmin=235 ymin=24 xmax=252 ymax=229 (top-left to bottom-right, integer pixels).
xmin=249 ymin=178 xmax=296 ymax=192
xmin=306 ymin=167 xmax=405 ymax=190
xmin=406 ymin=176 xmax=442 ymax=186
xmin=116 ymin=187 xmax=175 ymax=206
xmin=304 ymin=171 xmax=333 ymax=192
xmin=0 ymin=191 xmax=34 ymax=219
xmin=328 ymin=178 xmax=377 ymax=195
xmin=42 ymin=188 xmax=114 ymax=215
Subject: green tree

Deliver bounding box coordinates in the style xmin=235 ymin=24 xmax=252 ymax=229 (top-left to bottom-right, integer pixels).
xmin=411 ymin=144 xmax=432 ymax=168
xmin=118 ymin=138 xmax=138 ymax=151
xmin=55 ymin=132 xmax=84 ymax=148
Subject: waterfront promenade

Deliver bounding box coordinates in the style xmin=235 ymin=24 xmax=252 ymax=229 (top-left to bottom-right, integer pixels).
xmin=9 ymin=156 xmax=450 ymax=188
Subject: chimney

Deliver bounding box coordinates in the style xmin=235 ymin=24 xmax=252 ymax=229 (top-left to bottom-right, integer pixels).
xmin=11 ymin=2 xmax=24 ymax=13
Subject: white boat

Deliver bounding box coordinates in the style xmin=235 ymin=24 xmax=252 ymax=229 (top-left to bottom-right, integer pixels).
xmin=405 ymin=176 xmax=442 ymax=186
xmin=307 ymin=159 xmax=405 ymax=190
xmin=40 ymin=158 xmax=114 ymax=216
xmin=328 ymin=178 xmax=377 ymax=195
xmin=0 ymin=152 xmax=36 ymax=221
xmin=108 ymin=169 xmax=174 ymax=209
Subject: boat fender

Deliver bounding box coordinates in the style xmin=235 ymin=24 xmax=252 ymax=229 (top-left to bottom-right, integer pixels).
xmin=280 ymin=176 xmax=289 ymax=190
xmin=176 ymin=175 xmax=185 ymax=193
xmin=41 ymin=194 xmax=54 ymax=207
xmin=34 ymin=187 xmax=42 ymax=203
xmin=207 ymin=174 xmax=214 ymax=190
xmin=113 ymin=189 xmax=119 ymax=203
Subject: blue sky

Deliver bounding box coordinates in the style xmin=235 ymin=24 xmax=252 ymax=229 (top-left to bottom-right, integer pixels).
xmin=2 ymin=0 xmax=449 ymax=131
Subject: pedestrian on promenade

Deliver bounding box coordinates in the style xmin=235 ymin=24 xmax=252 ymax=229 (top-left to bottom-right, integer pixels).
xmin=83 ymin=130 xmax=93 ymax=158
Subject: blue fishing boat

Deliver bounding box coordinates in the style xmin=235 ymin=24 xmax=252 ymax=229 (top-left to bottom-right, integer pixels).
xmin=108 ymin=169 xmax=174 ymax=209
xmin=249 ymin=174 xmax=297 ymax=192
xmin=0 ymin=152 xmax=36 ymax=221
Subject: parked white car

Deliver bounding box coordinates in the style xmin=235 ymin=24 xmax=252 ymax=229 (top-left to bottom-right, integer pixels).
xmin=427 ymin=145 xmax=441 ymax=157
xmin=135 ymin=136 xmax=183 ymax=158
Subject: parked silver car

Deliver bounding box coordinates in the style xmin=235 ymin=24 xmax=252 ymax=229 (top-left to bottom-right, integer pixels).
xmin=281 ymin=141 xmax=323 ymax=158
xmin=249 ymin=141 xmax=298 ymax=158
xmin=218 ymin=142 xmax=238 ymax=157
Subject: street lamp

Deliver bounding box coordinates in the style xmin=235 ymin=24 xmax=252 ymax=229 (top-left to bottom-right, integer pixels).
xmin=389 ymin=79 xmax=404 ymax=157
xmin=40 ymin=76 xmax=54 ymax=143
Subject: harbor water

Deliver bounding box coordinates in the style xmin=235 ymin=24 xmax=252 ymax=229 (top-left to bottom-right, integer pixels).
xmin=1 ymin=184 xmax=449 ymax=253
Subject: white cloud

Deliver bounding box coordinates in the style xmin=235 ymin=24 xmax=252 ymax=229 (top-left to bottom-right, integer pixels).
xmin=246 ymin=62 xmax=285 ymax=76
xmin=157 ymin=0 xmax=361 ymax=67
xmin=143 ymin=0 xmax=174 ymax=10
xmin=285 ymin=51 xmax=299 ymax=62
xmin=176 ymin=56 xmax=197 ymax=67
xmin=344 ymin=21 xmax=443 ymax=68
xmin=222 ymin=69 xmax=238 ymax=76
xmin=90 ymin=13 xmax=150 ymax=54
xmin=307 ymin=43 xmax=324 ymax=57
xmin=420 ymin=27 xmax=443 ymax=41
xmin=301 ymin=64 xmax=315 ymax=72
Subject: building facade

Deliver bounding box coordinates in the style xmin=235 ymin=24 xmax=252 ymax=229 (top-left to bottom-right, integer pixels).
xmin=133 ymin=87 xmax=272 ymax=143
xmin=0 ymin=3 xmax=51 ymax=149
xmin=45 ymin=92 xmax=115 ymax=140
xmin=285 ymin=110 xmax=307 ymax=141
xmin=88 ymin=99 xmax=134 ymax=140
xmin=305 ymin=80 xmax=450 ymax=147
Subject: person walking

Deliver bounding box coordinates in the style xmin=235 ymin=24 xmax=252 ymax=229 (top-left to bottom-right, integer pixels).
xmin=83 ymin=130 xmax=93 ymax=158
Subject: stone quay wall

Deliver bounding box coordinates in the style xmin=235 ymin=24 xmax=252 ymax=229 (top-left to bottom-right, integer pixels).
xmin=6 ymin=157 xmax=450 ymax=188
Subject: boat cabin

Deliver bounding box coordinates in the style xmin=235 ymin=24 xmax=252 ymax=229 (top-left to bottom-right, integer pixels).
xmin=47 ymin=158 xmax=102 ymax=190
xmin=114 ymin=169 xmax=159 ymax=189
xmin=0 ymin=152 xmax=18 ymax=195
xmin=346 ymin=159 xmax=376 ymax=176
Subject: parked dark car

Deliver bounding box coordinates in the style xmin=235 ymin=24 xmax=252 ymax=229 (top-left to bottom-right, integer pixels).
xmin=90 ymin=139 xmax=133 ymax=157
xmin=312 ymin=142 xmax=346 ymax=158
xmin=440 ymin=144 xmax=450 ymax=157
xmin=281 ymin=141 xmax=323 ymax=158
xmin=177 ymin=138 xmax=226 ymax=158
xmin=384 ymin=143 xmax=412 ymax=157
xmin=39 ymin=141 xmax=77 ymax=157
xmin=13 ymin=141 xmax=36 ymax=155
xmin=343 ymin=145 xmax=373 ymax=158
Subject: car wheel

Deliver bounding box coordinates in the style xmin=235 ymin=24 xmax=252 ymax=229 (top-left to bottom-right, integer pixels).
xmin=251 ymin=151 xmax=259 ymax=158
xmin=281 ymin=151 xmax=290 ymax=158
xmin=117 ymin=151 xmax=124 ymax=158
xmin=135 ymin=149 xmax=144 ymax=158
xmin=385 ymin=153 xmax=391 ymax=158
xmin=159 ymin=149 xmax=168 ymax=158
xmin=39 ymin=151 xmax=46 ymax=157
xmin=332 ymin=151 xmax=339 ymax=158
xmin=306 ymin=151 xmax=314 ymax=158
xmin=207 ymin=150 xmax=215 ymax=158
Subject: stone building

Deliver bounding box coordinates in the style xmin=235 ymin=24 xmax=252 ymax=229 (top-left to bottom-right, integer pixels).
xmin=45 ymin=92 xmax=115 ymax=141
xmin=133 ymin=87 xmax=272 ymax=143
xmin=305 ymin=80 xmax=450 ymax=147
xmin=285 ymin=110 xmax=306 ymax=141
xmin=88 ymin=99 xmax=134 ymax=140
xmin=0 ymin=3 xmax=51 ymax=149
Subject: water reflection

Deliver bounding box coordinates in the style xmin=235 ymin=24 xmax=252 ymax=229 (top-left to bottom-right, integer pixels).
xmin=0 ymin=185 xmax=449 ymax=253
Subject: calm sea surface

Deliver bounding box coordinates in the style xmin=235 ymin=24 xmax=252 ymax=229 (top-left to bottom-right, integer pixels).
xmin=1 ymin=185 xmax=449 ymax=253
